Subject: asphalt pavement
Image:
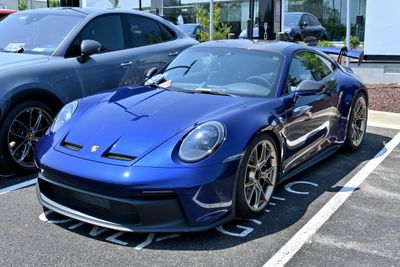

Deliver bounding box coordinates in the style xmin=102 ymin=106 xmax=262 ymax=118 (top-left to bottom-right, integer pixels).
xmin=0 ymin=125 xmax=399 ymax=266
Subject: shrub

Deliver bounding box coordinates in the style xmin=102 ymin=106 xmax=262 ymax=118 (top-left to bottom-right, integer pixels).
xmin=196 ymin=4 xmax=231 ymax=42
xmin=317 ymin=40 xmax=335 ymax=47
xmin=344 ymin=35 xmax=361 ymax=49
xmin=18 ymin=0 xmax=27 ymax=11
xmin=49 ymin=0 xmax=60 ymax=7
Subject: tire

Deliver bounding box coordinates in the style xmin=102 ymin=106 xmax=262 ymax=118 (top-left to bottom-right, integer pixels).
xmin=0 ymin=101 xmax=54 ymax=174
xmin=293 ymin=35 xmax=302 ymax=43
xmin=343 ymin=92 xmax=368 ymax=152
xmin=236 ymin=134 xmax=279 ymax=218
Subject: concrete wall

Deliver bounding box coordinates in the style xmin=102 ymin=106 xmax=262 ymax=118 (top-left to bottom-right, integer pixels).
xmin=351 ymin=63 xmax=400 ymax=84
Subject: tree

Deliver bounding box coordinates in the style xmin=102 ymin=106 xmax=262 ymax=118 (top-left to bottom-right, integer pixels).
xmin=18 ymin=0 xmax=28 ymax=11
xmin=196 ymin=4 xmax=231 ymax=42
xmin=108 ymin=0 xmax=119 ymax=8
xmin=49 ymin=0 xmax=60 ymax=7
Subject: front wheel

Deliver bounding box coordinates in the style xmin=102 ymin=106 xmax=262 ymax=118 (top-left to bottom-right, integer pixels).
xmin=343 ymin=92 xmax=368 ymax=151
xmin=236 ymin=134 xmax=279 ymax=218
xmin=0 ymin=101 xmax=53 ymax=174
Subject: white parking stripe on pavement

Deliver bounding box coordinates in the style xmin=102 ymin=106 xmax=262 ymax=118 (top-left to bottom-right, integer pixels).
xmin=264 ymin=131 xmax=400 ymax=267
xmin=0 ymin=178 xmax=37 ymax=195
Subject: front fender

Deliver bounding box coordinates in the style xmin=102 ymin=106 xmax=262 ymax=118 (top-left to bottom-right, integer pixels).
xmin=135 ymin=98 xmax=285 ymax=168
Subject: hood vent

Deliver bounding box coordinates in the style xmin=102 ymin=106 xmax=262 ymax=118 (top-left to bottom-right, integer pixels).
xmin=62 ymin=141 xmax=82 ymax=151
xmin=102 ymin=152 xmax=136 ymax=161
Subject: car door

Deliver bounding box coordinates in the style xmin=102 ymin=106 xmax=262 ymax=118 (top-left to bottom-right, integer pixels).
xmin=308 ymin=15 xmax=323 ymax=42
xmin=122 ymin=14 xmax=183 ymax=83
xmin=299 ymin=14 xmax=313 ymax=43
xmin=62 ymin=14 xmax=137 ymax=97
xmin=280 ymin=50 xmax=338 ymax=174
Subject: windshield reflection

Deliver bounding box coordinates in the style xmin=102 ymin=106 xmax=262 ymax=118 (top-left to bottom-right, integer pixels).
xmin=0 ymin=13 xmax=83 ymax=55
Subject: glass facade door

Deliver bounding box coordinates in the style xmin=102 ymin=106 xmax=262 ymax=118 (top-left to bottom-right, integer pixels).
xmin=284 ymin=0 xmax=366 ymax=41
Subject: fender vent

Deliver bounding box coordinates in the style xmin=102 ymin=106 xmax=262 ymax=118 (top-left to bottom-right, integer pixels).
xmin=62 ymin=141 xmax=82 ymax=151
xmin=102 ymin=152 xmax=136 ymax=161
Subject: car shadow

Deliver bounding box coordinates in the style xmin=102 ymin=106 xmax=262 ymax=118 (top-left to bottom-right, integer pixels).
xmin=42 ymin=129 xmax=394 ymax=250
xmin=0 ymin=172 xmax=36 ymax=191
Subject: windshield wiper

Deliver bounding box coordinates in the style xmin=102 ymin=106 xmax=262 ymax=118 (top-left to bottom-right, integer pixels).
xmin=193 ymin=88 xmax=234 ymax=97
xmin=165 ymin=59 xmax=197 ymax=75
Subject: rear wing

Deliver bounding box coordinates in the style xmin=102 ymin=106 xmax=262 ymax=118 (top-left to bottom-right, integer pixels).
xmin=313 ymin=46 xmax=364 ymax=66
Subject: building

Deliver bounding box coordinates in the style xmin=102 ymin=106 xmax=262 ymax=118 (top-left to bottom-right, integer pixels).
xmin=0 ymin=0 xmax=47 ymax=9
xmin=80 ymin=0 xmax=366 ymax=41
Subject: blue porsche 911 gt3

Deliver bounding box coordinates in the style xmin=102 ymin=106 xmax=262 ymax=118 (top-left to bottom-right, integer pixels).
xmin=35 ymin=40 xmax=368 ymax=232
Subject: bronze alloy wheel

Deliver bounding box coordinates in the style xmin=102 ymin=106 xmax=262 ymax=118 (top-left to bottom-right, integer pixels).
xmin=350 ymin=96 xmax=367 ymax=147
xmin=243 ymin=139 xmax=278 ymax=212
xmin=7 ymin=107 xmax=52 ymax=168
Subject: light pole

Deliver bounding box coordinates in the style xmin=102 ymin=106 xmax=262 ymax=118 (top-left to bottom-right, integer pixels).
xmin=346 ymin=0 xmax=351 ymax=67
xmin=209 ymin=0 xmax=214 ymax=41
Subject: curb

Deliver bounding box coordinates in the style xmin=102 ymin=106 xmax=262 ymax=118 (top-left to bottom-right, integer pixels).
xmin=368 ymin=109 xmax=400 ymax=130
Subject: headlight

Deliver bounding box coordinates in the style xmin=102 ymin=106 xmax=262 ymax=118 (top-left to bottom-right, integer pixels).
xmin=50 ymin=100 xmax=78 ymax=133
xmin=178 ymin=121 xmax=225 ymax=162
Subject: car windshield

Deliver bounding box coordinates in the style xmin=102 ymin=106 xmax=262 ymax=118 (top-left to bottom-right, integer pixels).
xmin=284 ymin=13 xmax=301 ymax=27
xmin=177 ymin=24 xmax=197 ymax=34
xmin=0 ymin=13 xmax=83 ymax=55
xmin=158 ymin=47 xmax=283 ymax=98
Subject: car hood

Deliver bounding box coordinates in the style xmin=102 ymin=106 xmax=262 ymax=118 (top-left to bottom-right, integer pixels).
xmin=55 ymin=86 xmax=252 ymax=166
xmin=0 ymin=52 xmax=50 ymax=71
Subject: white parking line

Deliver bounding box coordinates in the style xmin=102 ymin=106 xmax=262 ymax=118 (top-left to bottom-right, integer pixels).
xmin=0 ymin=178 xmax=37 ymax=195
xmin=272 ymin=196 xmax=285 ymax=201
xmin=264 ymin=131 xmax=400 ymax=267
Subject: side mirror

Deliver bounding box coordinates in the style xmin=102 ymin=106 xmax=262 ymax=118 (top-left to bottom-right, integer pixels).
xmin=294 ymin=80 xmax=325 ymax=95
xmin=77 ymin=40 xmax=102 ymax=64
xmin=144 ymin=67 xmax=158 ymax=81
xmin=301 ymin=22 xmax=308 ymax=29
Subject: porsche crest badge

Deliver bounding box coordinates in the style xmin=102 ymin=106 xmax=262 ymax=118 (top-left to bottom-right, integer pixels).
xmin=91 ymin=145 xmax=100 ymax=153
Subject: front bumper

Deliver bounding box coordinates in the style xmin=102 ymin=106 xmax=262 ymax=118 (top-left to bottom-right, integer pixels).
xmin=37 ymin=174 xmax=234 ymax=232
xmin=36 ymin=149 xmax=241 ymax=232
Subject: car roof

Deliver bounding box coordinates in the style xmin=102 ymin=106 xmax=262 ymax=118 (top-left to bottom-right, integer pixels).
xmin=194 ymin=39 xmax=302 ymax=54
xmin=285 ymin=12 xmax=313 ymax=16
xmin=178 ymin=23 xmax=199 ymax=26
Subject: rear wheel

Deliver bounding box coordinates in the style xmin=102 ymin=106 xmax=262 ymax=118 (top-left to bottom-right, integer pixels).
xmin=293 ymin=35 xmax=302 ymax=43
xmin=0 ymin=101 xmax=53 ymax=174
xmin=343 ymin=92 xmax=368 ymax=151
xmin=236 ymin=134 xmax=279 ymax=218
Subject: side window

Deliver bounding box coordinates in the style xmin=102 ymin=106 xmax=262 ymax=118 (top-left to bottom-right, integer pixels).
xmin=286 ymin=51 xmax=334 ymax=93
xmin=300 ymin=15 xmax=309 ymax=26
xmin=159 ymin=23 xmax=176 ymax=41
xmin=307 ymin=15 xmax=315 ymax=26
xmin=66 ymin=15 xmax=124 ymax=57
xmin=311 ymin=15 xmax=320 ymax=26
xmin=125 ymin=15 xmax=175 ymax=48
xmin=316 ymin=54 xmax=335 ymax=77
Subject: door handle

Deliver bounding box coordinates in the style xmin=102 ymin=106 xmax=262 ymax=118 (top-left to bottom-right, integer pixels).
xmin=120 ymin=61 xmax=133 ymax=67
xmin=168 ymin=51 xmax=179 ymax=57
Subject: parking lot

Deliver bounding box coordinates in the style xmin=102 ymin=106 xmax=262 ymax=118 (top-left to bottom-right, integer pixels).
xmin=0 ymin=124 xmax=399 ymax=266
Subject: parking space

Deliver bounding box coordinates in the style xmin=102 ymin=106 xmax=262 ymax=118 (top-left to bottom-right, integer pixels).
xmin=0 ymin=126 xmax=399 ymax=266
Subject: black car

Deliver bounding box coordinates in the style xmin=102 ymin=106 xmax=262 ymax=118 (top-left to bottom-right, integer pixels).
xmin=176 ymin=24 xmax=205 ymax=41
xmin=240 ymin=12 xmax=329 ymax=45
xmin=284 ymin=12 xmax=329 ymax=44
